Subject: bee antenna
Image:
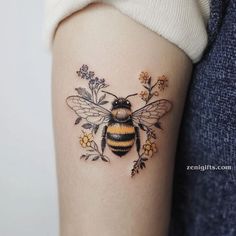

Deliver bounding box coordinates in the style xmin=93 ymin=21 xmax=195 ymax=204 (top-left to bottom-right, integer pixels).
xmin=125 ymin=93 xmax=138 ymax=99
xmin=102 ymin=90 xmax=118 ymax=99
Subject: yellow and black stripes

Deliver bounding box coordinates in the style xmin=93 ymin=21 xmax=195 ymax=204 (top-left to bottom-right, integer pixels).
xmin=107 ymin=123 xmax=135 ymax=157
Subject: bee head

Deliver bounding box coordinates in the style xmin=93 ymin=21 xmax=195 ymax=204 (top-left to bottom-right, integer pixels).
xmin=112 ymin=98 xmax=131 ymax=109
xmin=101 ymin=91 xmax=137 ymax=110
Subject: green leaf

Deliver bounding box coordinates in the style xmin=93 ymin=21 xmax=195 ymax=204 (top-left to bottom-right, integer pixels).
xmin=87 ymin=149 xmax=94 ymax=152
xmin=93 ymin=124 xmax=99 ymax=134
xmin=141 ymin=162 xmax=146 ymax=168
xmin=75 ymin=87 xmax=92 ymax=100
xmin=80 ymin=155 xmax=86 ymax=159
xmin=75 ymin=117 xmax=82 ymax=125
xmin=138 ymin=123 xmax=146 ymax=131
xmin=82 ymin=123 xmax=93 ymax=129
xmin=154 ymin=122 xmax=162 ymax=129
xmin=98 ymin=94 xmax=106 ymax=103
xmin=101 ymin=156 xmax=109 ymax=162
xmin=99 ymin=101 xmax=109 ymax=105
xmin=92 ymin=141 xmax=98 ymax=150
xmin=92 ymin=156 xmax=100 ymax=161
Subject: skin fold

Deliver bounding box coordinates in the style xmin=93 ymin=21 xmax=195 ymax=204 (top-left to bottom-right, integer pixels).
xmin=52 ymin=3 xmax=192 ymax=236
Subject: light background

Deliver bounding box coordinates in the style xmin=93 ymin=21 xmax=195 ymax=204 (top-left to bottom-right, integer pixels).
xmin=0 ymin=1 xmax=59 ymax=236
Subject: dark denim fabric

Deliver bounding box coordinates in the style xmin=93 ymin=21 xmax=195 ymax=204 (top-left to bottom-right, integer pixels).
xmin=169 ymin=1 xmax=236 ymax=236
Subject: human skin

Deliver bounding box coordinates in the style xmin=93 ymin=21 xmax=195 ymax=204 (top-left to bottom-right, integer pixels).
xmin=52 ymin=3 xmax=192 ymax=236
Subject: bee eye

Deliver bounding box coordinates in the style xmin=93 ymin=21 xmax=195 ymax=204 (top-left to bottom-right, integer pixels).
xmin=126 ymin=101 xmax=130 ymax=105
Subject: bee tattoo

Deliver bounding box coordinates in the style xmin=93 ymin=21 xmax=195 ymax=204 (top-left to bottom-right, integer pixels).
xmin=66 ymin=65 xmax=172 ymax=177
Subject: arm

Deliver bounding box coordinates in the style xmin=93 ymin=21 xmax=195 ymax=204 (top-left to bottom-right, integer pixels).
xmin=52 ymin=3 xmax=192 ymax=236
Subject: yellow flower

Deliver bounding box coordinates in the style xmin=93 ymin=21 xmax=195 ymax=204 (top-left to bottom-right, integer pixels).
xmin=143 ymin=140 xmax=157 ymax=157
xmin=139 ymin=91 xmax=149 ymax=101
xmin=139 ymin=72 xmax=150 ymax=84
xmin=153 ymin=91 xmax=159 ymax=97
xmin=157 ymin=75 xmax=168 ymax=91
xmin=80 ymin=132 xmax=93 ymax=148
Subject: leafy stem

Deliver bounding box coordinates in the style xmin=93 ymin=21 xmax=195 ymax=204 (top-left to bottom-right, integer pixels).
xmin=81 ymin=140 xmax=110 ymax=162
xmin=143 ymin=77 xmax=158 ymax=104
xmin=75 ymin=65 xmax=109 ymax=134
xmin=131 ymin=152 xmax=148 ymax=177
xmin=139 ymin=74 xmax=159 ymax=104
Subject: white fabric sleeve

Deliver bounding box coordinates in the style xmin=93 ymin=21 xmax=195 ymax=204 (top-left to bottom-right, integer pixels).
xmin=44 ymin=0 xmax=210 ymax=63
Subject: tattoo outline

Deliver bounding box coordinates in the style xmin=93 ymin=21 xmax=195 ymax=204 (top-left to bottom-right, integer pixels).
xmin=66 ymin=64 xmax=172 ymax=177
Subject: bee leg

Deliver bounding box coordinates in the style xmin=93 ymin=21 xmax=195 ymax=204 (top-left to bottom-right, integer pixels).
xmin=134 ymin=127 xmax=141 ymax=156
xmin=101 ymin=125 xmax=108 ymax=154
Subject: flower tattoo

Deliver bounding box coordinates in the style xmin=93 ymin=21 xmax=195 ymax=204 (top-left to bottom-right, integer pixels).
xmin=139 ymin=71 xmax=150 ymax=84
xmin=80 ymin=131 xmax=110 ymax=162
xmin=66 ymin=64 xmax=172 ymax=177
xmin=80 ymin=132 xmax=93 ymax=148
xmin=157 ymin=75 xmax=168 ymax=91
xmin=143 ymin=140 xmax=158 ymax=157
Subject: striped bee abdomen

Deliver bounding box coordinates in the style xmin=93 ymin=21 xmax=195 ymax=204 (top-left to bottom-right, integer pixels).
xmin=107 ymin=123 xmax=135 ymax=157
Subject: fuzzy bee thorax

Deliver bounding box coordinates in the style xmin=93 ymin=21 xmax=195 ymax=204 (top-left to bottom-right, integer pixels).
xmin=111 ymin=108 xmax=132 ymax=120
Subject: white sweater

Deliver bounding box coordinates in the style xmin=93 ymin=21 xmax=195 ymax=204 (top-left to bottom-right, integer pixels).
xmin=44 ymin=0 xmax=210 ymax=63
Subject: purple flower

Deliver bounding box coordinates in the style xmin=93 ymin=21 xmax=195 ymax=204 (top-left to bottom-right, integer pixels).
xmin=77 ymin=64 xmax=89 ymax=79
xmin=99 ymin=78 xmax=105 ymax=84
xmin=77 ymin=65 xmax=108 ymax=89
xmin=89 ymin=79 xmax=97 ymax=90
xmin=81 ymin=64 xmax=88 ymax=72
xmin=89 ymin=79 xmax=95 ymax=85
xmin=88 ymin=71 xmax=95 ymax=78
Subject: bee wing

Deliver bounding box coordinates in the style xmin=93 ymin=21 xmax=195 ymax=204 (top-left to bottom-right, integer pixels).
xmin=66 ymin=96 xmax=111 ymax=125
xmin=132 ymin=99 xmax=172 ymax=127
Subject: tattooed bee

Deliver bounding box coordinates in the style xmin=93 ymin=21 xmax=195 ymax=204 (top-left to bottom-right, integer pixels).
xmin=66 ymin=91 xmax=172 ymax=157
